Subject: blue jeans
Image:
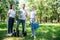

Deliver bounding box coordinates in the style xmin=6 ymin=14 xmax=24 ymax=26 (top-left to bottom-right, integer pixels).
xmin=16 ymin=19 xmax=25 ymax=34
xmin=30 ymin=18 xmax=36 ymax=36
xmin=8 ymin=17 xmax=14 ymax=34
xmin=31 ymin=23 xmax=36 ymax=36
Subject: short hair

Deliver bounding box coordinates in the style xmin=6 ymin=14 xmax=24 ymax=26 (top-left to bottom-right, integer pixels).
xmin=10 ymin=4 xmax=13 ymax=9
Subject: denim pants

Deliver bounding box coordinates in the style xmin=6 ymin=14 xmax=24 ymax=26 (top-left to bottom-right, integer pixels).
xmin=30 ymin=18 xmax=36 ymax=36
xmin=31 ymin=23 xmax=36 ymax=36
xmin=8 ymin=17 xmax=14 ymax=34
xmin=16 ymin=19 xmax=25 ymax=34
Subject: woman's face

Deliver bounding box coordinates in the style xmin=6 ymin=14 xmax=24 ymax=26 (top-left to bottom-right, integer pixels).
xmin=12 ymin=5 xmax=14 ymax=9
xmin=32 ymin=6 xmax=35 ymax=10
xmin=22 ymin=4 xmax=25 ymax=9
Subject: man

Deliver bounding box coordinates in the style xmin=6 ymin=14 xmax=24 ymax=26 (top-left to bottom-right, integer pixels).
xmin=16 ymin=4 xmax=27 ymax=36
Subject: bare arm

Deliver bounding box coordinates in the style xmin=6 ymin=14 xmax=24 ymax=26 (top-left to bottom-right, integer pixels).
xmin=7 ymin=13 xmax=10 ymax=17
xmin=25 ymin=10 xmax=28 ymax=17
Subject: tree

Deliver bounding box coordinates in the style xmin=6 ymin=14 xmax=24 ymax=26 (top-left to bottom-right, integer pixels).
xmin=27 ymin=0 xmax=60 ymax=23
xmin=0 ymin=0 xmax=19 ymax=22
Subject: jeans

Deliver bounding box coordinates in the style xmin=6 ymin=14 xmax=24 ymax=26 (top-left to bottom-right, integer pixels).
xmin=16 ymin=19 xmax=25 ymax=34
xmin=8 ymin=17 xmax=14 ymax=34
xmin=31 ymin=23 xmax=36 ymax=36
xmin=30 ymin=18 xmax=36 ymax=36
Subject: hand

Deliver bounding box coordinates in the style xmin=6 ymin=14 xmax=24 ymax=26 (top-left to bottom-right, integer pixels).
xmin=16 ymin=14 xmax=18 ymax=16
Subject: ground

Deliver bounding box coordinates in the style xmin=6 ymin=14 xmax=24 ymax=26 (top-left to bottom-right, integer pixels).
xmin=0 ymin=22 xmax=60 ymax=40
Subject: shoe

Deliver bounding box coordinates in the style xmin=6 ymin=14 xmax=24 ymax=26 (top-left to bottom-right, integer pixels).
xmin=34 ymin=36 xmax=36 ymax=38
xmin=31 ymin=34 xmax=33 ymax=37
xmin=7 ymin=33 xmax=12 ymax=37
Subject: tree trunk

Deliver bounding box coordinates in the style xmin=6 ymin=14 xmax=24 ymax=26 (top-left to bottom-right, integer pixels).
xmin=45 ymin=17 xmax=47 ymax=23
xmin=58 ymin=14 xmax=59 ymax=22
xmin=40 ymin=12 xmax=42 ymax=23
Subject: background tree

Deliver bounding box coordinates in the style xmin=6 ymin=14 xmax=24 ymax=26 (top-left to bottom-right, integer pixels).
xmin=0 ymin=0 xmax=19 ymax=22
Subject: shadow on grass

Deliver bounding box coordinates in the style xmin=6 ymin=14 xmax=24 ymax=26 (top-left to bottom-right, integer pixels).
xmin=0 ymin=23 xmax=7 ymax=29
xmin=0 ymin=30 xmax=7 ymax=40
xmin=0 ymin=23 xmax=60 ymax=40
xmin=36 ymin=25 xmax=60 ymax=40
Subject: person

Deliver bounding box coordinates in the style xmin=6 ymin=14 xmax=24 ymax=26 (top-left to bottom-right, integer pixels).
xmin=7 ymin=4 xmax=16 ymax=36
xmin=16 ymin=4 xmax=27 ymax=36
xmin=30 ymin=6 xmax=37 ymax=38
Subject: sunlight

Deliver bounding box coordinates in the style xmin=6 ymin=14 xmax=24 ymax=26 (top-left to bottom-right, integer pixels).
xmin=18 ymin=0 xmax=28 ymax=5
xmin=3 ymin=37 xmax=23 ymax=40
xmin=0 ymin=0 xmax=60 ymax=40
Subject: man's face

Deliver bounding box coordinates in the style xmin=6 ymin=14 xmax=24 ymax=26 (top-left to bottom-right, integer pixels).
xmin=22 ymin=4 xmax=25 ymax=9
xmin=32 ymin=6 xmax=35 ymax=10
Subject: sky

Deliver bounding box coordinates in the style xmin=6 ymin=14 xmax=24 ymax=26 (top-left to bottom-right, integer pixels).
xmin=18 ymin=0 xmax=28 ymax=9
xmin=18 ymin=0 xmax=27 ymax=4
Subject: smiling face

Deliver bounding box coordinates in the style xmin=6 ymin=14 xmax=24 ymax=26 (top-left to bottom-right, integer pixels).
xmin=31 ymin=6 xmax=35 ymax=11
xmin=10 ymin=4 xmax=14 ymax=10
xmin=22 ymin=4 xmax=25 ymax=9
xmin=12 ymin=5 xmax=14 ymax=9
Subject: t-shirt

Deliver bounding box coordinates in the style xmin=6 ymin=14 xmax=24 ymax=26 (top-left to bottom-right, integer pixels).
xmin=8 ymin=9 xmax=16 ymax=18
xmin=30 ymin=11 xmax=36 ymax=19
xmin=30 ymin=11 xmax=36 ymax=23
xmin=18 ymin=9 xmax=27 ymax=20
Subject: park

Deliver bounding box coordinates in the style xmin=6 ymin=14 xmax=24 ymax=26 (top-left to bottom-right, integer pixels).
xmin=0 ymin=0 xmax=60 ymax=40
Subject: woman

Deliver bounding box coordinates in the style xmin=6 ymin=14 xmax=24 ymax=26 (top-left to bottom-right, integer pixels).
xmin=7 ymin=4 xmax=16 ymax=36
xmin=30 ymin=6 xmax=37 ymax=38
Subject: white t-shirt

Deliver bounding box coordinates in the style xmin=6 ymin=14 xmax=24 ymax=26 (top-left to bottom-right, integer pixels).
xmin=30 ymin=10 xmax=36 ymax=23
xmin=30 ymin=11 xmax=36 ymax=19
xmin=18 ymin=9 xmax=27 ymax=20
xmin=8 ymin=9 xmax=16 ymax=18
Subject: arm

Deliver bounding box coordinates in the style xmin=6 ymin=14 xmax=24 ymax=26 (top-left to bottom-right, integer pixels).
xmin=7 ymin=10 xmax=10 ymax=17
xmin=16 ymin=13 xmax=18 ymax=16
xmin=26 ymin=13 xmax=28 ymax=17
xmin=35 ymin=11 xmax=37 ymax=22
xmin=7 ymin=12 xmax=10 ymax=17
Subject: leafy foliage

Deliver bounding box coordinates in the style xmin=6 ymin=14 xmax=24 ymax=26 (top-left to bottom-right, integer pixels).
xmin=0 ymin=0 xmax=19 ymax=21
xmin=27 ymin=0 xmax=60 ymax=23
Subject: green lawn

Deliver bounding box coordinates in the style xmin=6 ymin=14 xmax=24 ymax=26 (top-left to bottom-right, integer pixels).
xmin=0 ymin=22 xmax=60 ymax=40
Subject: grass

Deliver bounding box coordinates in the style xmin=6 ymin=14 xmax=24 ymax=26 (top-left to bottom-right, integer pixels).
xmin=0 ymin=22 xmax=60 ymax=40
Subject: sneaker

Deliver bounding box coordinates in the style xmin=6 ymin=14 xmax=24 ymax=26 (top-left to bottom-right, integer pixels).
xmin=31 ymin=34 xmax=33 ymax=37
xmin=34 ymin=36 xmax=36 ymax=38
xmin=7 ymin=33 xmax=12 ymax=37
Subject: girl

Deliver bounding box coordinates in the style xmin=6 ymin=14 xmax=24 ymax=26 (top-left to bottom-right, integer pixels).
xmin=7 ymin=4 xmax=16 ymax=36
xmin=30 ymin=6 xmax=37 ymax=38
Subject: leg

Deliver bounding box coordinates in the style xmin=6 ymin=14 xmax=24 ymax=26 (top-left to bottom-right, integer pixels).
xmin=21 ymin=20 xmax=25 ymax=34
xmin=31 ymin=23 xmax=36 ymax=36
xmin=32 ymin=28 xmax=36 ymax=38
xmin=16 ymin=19 xmax=21 ymax=29
xmin=8 ymin=17 xmax=14 ymax=34
xmin=10 ymin=18 xmax=14 ymax=33
xmin=8 ymin=18 xmax=12 ymax=34
xmin=32 ymin=28 xmax=36 ymax=36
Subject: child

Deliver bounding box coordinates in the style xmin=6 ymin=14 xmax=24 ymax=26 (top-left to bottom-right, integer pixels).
xmin=30 ymin=6 xmax=36 ymax=38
